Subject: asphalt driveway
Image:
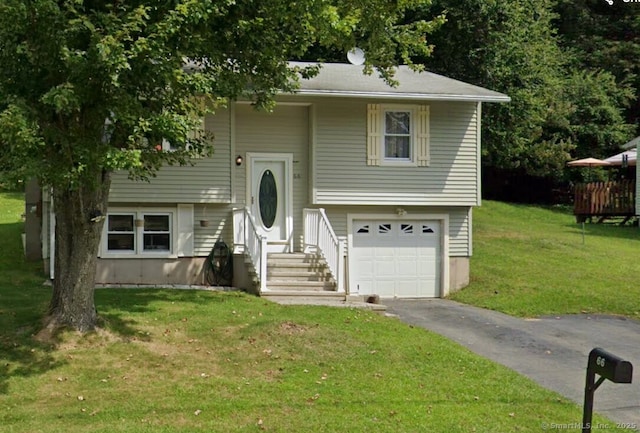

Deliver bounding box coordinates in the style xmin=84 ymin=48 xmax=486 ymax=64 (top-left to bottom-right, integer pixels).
xmin=385 ymin=299 xmax=640 ymax=429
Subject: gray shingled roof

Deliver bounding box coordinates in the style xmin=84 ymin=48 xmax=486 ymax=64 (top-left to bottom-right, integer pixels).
xmin=290 ymin=61 xmax=510 ymax=103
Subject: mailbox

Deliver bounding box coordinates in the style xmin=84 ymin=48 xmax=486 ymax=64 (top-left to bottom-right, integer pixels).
xmin=582 ymin=348 xmax=633 ymax=433
xmin=588 ymin=348 xmax=632 ymax=383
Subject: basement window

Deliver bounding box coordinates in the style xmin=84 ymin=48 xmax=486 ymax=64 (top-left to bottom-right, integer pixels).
xmin=103 ymin=209 xmax=175 ymax=257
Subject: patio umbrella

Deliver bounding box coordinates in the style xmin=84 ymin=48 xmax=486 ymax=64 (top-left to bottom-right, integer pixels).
xmin=566 ymin=157 xmax=611 ymax=167
xmin=567 ymin=157 xmax=611 ymax=183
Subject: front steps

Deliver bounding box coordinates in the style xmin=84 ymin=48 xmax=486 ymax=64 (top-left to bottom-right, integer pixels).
xmin=246 ymin=252 xmax=386 ymax=311
xmin=266 ymin=252 xmax=337 ymax=291
xmin=257 ymin=252 xmax=341 ymax=300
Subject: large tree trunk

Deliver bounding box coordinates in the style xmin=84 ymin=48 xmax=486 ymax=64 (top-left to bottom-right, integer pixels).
xmin=46 ymin=171 xmax=111 ymax=333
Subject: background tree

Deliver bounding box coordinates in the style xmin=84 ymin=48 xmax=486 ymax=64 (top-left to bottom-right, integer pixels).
xmin=422 ymin=0 xmax=635 ymax=200
xmin=0 ymin=0 xmax=444 ymax=332
xmin=553 ymin=0 xmax=639 ymax=182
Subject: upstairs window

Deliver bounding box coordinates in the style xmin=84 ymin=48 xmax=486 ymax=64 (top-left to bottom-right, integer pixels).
xmin=367 ymin=104 xmax=430 ymax=166
xmin=384 ymin=111 xmax=412 ymax=160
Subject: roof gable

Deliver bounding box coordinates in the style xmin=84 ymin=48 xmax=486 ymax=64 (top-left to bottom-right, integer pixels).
xmin=290 ymin=62 xmax=510 ymax=103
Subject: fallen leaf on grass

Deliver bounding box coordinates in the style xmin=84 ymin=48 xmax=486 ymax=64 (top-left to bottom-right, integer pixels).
xmin=194 ymin=409 xmax=202 ymax=416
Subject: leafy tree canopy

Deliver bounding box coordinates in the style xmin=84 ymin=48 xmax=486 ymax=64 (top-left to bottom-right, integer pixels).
xmin=423 ymin=0 xmax=635 ymax=183
xmin=0 ymin=0 xmax=444 ymax=332
xmin=0 ymin=0 xmax=443 ymax=188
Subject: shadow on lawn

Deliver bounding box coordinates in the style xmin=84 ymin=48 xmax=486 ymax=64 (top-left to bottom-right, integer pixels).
xmin=0 ymin=212 xmax=246 ymax=393
xmin=0 ymin=286 xmax=65 ymax=395
xmin=95 ymin=288 xmax=237 ymax=338
xmin=0 ymin=287 xmax=238 ymax=394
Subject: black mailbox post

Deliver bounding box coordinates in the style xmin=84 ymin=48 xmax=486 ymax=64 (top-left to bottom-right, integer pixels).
xmin=582 ymin=348 xmax=633 ymax=433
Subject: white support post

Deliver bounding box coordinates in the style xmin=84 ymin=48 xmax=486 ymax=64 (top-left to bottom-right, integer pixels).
xmin=337 ymin=238 xmax=346 ymax=293
xmin=259 ymin=236 xmax=268 ymax=292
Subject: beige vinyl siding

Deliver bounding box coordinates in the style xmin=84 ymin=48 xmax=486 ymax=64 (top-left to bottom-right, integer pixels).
xmin=313 ymin=100 xmax=479 ymax=206
xmin=233 ymin=103 xmax=310 ymax=251
xmin=320 ymin=205 xmax=471 ymax=257
xmin=193 ymin=204 xmax=234 ymax=256
xmin=109 ymin=109 xmax=232 ymax=203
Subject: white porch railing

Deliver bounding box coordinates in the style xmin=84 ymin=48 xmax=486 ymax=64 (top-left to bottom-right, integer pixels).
xmin=233 ymin=208 xmax=267 ymax=291
xmin=303 ymin=208 xmax=345 ymax=292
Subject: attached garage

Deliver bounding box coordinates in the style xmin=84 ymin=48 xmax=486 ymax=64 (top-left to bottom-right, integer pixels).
xmin=349 ymin=218 xmax=444 ymax=298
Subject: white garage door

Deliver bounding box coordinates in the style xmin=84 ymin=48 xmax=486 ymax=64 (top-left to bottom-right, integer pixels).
xmin=350 ymin=220 xmax=440 ymax=298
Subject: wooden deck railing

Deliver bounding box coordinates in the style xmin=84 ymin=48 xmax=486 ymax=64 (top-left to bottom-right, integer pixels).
xmin=573 ymin=180 xmax=636 ymax=222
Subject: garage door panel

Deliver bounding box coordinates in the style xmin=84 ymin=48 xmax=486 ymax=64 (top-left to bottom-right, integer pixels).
xmin=396 ymin=281 xmax=419 ymax=298
xmin=377 ymin=261 xmax=396 ymax=277
xmin=351 ymin=219 xmax=441 ymax=298
xmin=375 ymin=281 xmax=396 ymax=297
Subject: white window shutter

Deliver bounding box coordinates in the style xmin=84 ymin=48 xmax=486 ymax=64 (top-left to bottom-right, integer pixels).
xmin=176 ymin=204 xmax=194 ymax=257
xmin=416 ymin=105 xmax=430 ymax=167
xmin=367 ymin=104 xmax=381 ymax=166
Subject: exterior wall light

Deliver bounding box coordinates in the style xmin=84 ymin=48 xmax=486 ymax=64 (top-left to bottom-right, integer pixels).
xmin=235 ymin=155 xmax=243 ymax=166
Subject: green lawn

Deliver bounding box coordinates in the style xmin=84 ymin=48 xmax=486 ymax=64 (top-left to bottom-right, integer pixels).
xmin=451 ymin=201 xmax=640 ymax=318
xmin=0 ymin=193 xmax=630 ymax=432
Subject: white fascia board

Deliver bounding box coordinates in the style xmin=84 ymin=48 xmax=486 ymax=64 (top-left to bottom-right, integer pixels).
xmin=292 ymin=89 xmax=511 ymax=103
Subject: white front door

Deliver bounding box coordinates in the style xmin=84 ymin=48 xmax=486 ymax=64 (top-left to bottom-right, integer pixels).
xmin=248 ymin=153 xmax=293 ymax=252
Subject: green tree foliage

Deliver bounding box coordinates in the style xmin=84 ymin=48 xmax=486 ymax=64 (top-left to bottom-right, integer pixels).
xmin=423 ymin=0 xmax=634 ymax=183
xmin=556 ymin=0 xmax=640 ymax=128
xmin=0 ymin=0 xmax=443 ymax=332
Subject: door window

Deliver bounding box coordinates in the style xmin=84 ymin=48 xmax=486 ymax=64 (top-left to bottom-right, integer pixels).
xmin=258 ymin=169 xmax=278 ymax=229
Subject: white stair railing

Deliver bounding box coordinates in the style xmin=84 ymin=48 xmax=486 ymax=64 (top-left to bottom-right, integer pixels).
xmin=233 ymin=207 xmax=267 ymax=291
xmin=303 ymin=208 xmax=345 ymax=292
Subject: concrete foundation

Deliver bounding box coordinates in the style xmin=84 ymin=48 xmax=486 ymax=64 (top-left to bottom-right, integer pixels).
xmin=96 ymin=258 xmax=207 ymax=285
xmin=449 ymin=256 xmax=470 ymax=293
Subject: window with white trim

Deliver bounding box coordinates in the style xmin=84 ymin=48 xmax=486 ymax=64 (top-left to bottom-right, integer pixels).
xmin=384 ymin=110 xmax=412 ymax=160
xmin=107 ymin=214 xmax=135 ymax=251
xmin=367 ymin=104 xmax=430 ymax=166
xmin=103 ymin=210 xmax=175 ymax=256
xmin=142 ymin=214 xmax=171 ymax=252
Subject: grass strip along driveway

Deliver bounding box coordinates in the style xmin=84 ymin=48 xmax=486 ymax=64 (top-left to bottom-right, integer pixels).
xmin=0 ymin=193 xmax=629 ymax=432
xmin=451 ymin=201 xmax=640 ymax=319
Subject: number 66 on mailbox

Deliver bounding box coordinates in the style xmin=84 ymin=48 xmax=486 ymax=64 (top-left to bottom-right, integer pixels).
xmin=589 ymin=348 xmax=632 ymax=383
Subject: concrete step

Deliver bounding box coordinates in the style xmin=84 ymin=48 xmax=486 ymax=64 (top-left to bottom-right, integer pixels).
xmin=267 ymin=253 xmax=327 ymax=266
xmin=261 ymin=290 xmax=346 ymax=302
xmin=261 ymin=291 xmax=388 ymax=312
xmin=267 ymin=270 xmax=333 ymax=282
xmin=265 ymin=281 xmax=337 ymax=291
xmin=266 ymin=261 xmax=329 ymax=270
